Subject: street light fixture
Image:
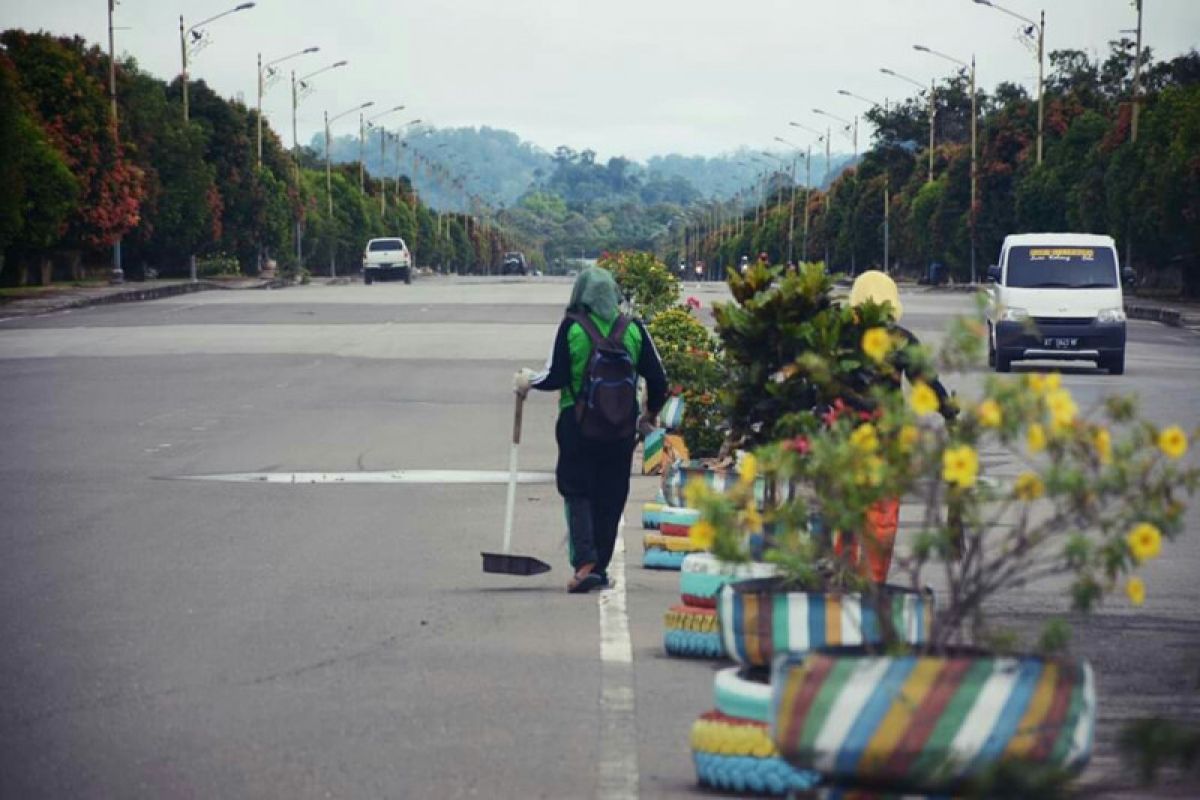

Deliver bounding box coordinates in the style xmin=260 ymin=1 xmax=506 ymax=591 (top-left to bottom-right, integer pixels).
xmin=325 ymin=100 xmax=374 ymax=277
xmin=361 ymin=105 xmax=404 ymax=192
xmin=915 ymin=43 xmax=979 ymax=282
xmin=289 ymin=60 xmax=347 ymax=267
xmin=881 ymin=67 xmax=936 ymax=183
xmin=972 ymin=0 xmax=1045 ymax=165
xmin=791 ymin=120 xmax=833 ymax=266
xmin=814 ymin=108 xmax=857 ymax=157
xmin=179 ymin=2 xmax=256 ymax=123
xmin=257 ymin=46 xmax=318 ymax=167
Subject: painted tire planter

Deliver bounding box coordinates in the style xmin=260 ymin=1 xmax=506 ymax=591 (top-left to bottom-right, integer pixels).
xmin=714 ymin=667 xmax=773 ymax=723
xmin=691 ymin=711 xmax=820 ymax=796
xmin=680 ymin=553 xmax=779 ymax=609
xmin=643 ymin=548 xmax=688 ymax=570
xmin=663 ymin=605 xmax=724 ymax=659
xmin=718 ymin=578 xmax=935 ymax=667
xmin=642 ymin=532 xmax=706 ymax=553
xmin=770 ymin=649 xmax=1096 ymax=793
xmin=663 ymin=461 xmax=811 ymax=511
xmin=642 ymin=502 xmax=665 ymax=530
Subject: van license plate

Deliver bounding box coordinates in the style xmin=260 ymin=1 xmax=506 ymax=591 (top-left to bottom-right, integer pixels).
xmin=1044 ymin=337 xmax=1078 ymax=349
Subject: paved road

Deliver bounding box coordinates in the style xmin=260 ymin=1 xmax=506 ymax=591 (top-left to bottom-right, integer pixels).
xmin=0 ymin=277 xmax=1196 ymax=798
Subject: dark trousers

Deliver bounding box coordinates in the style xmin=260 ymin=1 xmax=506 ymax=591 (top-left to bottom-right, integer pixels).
xmin=555 ymin=409 xmax=636 ymax=577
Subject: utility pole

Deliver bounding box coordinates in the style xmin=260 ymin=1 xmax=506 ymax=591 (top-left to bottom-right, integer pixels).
xmin=803 ymin=147 xmax=812 ymax=263
xmin=1128 ymin=0 xmax=1144 ymax=276
xmin=108 ymin=0 xmax=123 ymax=283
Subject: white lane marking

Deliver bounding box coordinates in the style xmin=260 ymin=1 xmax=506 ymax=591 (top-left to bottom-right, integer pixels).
xmin=596 ymin=518 xmax=638 ymax=800
xmin=168 ymin=470 xmax=555 ymax=485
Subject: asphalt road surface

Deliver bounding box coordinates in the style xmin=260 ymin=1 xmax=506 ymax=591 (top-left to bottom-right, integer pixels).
xmin=0 ymin=276 xmax=1196 ymax=798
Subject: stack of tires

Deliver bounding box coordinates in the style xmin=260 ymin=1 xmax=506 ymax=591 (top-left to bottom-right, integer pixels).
xmin=642 ymin=506 xmax=705 ymax=570
xmin=690 ymin=668 xmax=819 ymax=795
xmin=664 ymin=554 xmax=777 ymax=660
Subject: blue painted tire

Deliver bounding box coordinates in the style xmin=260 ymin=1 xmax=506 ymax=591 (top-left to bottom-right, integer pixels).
xmin=664 ymin=629 xmax=724 ymax=658
xmin=642 ymin=502 xmax=665 ymax=530
xmin=693 ymin=751 xmax=819 ymax=796
xmin=643 ymin=548 xmax=687 ymax=570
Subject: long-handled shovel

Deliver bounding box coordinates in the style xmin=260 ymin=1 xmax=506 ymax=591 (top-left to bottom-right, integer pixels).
xmin=481 ymin=392 xmax=552 ymax=576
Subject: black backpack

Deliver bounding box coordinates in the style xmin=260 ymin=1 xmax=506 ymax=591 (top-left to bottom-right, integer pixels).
xmin=569 ymin=312 xmax=638 ymax=441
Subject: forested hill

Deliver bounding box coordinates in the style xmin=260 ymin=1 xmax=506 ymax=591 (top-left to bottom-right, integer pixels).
xmin=315 ymin=127 xmax=854 ymax=212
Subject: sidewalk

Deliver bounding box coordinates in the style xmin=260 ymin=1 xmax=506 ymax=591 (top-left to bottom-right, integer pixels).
xmin=0 ymin=276 xmax=291 ymax=321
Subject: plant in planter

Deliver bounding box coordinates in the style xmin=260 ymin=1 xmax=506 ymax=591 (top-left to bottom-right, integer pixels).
xmin=598 ymin=250 xmax=680 ymax=323
xmin=646 ymin=306 xmax=727 ymax=459
xmin=696 ymin=311 xmax=1199 ymax=794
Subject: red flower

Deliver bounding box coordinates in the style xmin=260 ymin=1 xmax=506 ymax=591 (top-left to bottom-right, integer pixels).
xmin=783 ymin=436 xmax=811 ymax=455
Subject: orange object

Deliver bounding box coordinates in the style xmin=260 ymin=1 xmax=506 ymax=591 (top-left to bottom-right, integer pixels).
xmin=833 ymin=498 xmax=900 ymax=583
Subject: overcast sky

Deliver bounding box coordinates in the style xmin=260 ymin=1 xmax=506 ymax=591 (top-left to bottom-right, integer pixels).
xmin=4 ymin=0 xmax=1198 ymax=161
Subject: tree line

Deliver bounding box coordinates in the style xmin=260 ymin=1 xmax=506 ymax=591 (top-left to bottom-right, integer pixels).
xmin=672 ymin=41 xmax=1200 ymax=297
xmin=0 ymin=29 xmax=519 ymax=285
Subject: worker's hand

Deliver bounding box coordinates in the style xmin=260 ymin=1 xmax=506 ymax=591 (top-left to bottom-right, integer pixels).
xmin=513 ymin=368 xmax=537 ymax=398
xmin=637 ymin=413 xmax=659 ymax=438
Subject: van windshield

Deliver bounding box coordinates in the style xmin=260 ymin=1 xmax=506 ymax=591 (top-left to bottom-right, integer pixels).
xmin=369 ymin=239 xmax=404 ymax=252
xmin=1005 ymin=246 xmax=1117 ymax=288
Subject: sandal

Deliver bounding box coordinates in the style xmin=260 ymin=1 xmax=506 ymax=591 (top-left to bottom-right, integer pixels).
xmin=568 ymin=565 xmax=601 ymax=593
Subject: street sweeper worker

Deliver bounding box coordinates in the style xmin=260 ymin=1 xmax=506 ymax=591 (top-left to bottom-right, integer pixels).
xmin=837 ymin=270 xmax=957 ymax=583
xmin=514 ymin=268 xmax=668 ymax=593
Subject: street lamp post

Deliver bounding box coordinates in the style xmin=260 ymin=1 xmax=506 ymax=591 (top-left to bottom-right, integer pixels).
xmin=814 ymin=109 xmax=860 ymax=274
xmin=361 ymin=105 xmax=404 ymax=193
xmin=791 ymin=121 xmax=832 ymax=267
xmin=838 ymin=89 xmax=893 ymax=272
xmin=257 ymin=46 xmax=318 ymax=168
xmin=291 ymin=60 xmax=348 ymax=267
xmin=773 ymin=136 xmax=804 ymax=265
xmin=915 ymin=44 xmax=978 ymax=282
xmin=973 ymin=0 xmax=1044 ymax=165
xmin=326 ymin=101 xmax=374 ymax=277
xmin=179 ymin=3 xmax=255 ymax=123
xmin=881 ymin=67 xmax=935 ymax=182
xmin=107 ymin=0 xmax=123 ymax=283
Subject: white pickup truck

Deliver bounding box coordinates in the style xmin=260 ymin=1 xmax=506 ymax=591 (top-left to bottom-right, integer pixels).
xmin=362 ymin=237 xmax=413 ymax=285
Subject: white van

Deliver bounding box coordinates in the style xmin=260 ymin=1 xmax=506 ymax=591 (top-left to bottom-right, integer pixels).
xmin=362 ymin=237 xmax=413 ymax=285
xmin=986 ymin=233 xmax=1133 ymax=375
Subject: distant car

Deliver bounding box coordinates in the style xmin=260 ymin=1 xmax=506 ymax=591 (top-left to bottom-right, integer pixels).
xmin=362 ymin=237 xmax=412 ymax=285
xmin=501 ymin=252 xmax=528 ymax=276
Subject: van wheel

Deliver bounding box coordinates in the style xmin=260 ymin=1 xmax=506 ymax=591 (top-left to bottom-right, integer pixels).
xmin=995 ymin=352 xmax=1012 ymax=373
xmin=404 ymin=269 xmax=412 ymax=285
xmin=364 ymin=272 xmax=373 ymax=285
xmin=986 ymin=325 xmax=996 ymax=367
xmin=1103 ymin=352 xmax=1125 ymax=375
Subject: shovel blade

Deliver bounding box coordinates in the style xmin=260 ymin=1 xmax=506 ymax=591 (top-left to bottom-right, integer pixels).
xmin=481 ymin=551 xmax=552 ymax=576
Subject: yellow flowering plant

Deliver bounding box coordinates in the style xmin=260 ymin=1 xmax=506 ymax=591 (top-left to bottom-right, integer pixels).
xmin=689 ymin=304 xmax=1200 ymax=655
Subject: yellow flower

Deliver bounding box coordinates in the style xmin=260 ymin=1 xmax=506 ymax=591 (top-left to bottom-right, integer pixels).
xmin=689 ymin=520 xmax=716 ymax=550
xmin=738 ymin=453 xmax=758 ymax=487
xmin=850 ymin=423 xmax=880 ymax=453
xmin=861 ymin=327 xmax=892 ymax=363
xmin=1046 ymin=388 xmax=1078 ymax=429
xmin=1027 ymin=423 xmax=1047 ymax=454
xmin=1093 ymin=427 xmax=1112 ymax=465
xmin=942 ymin=444 xmax=980 ymax=489
xmin=742 ymin=505 xmax=764 ymax=532
xmin=685 ymin=479 xmax=708 ymax=509
xmin=1158 ymin=425 xmax=1188 ymax=460
xmin=855 ymin=455 xmax=885 ymax=487
xmin=1013 ymin=472 xmax=1045 ymax=501
xmin=1026 ymin=372 xmax=1060 ymax=396
xmin=910 ymin=382 xmax=939 ymax=416
xmin=898 ymin=425 xmax=920 ymax=452
xmin=976 ymin=399 xmax=1002 ymax=428
xmin=1126 ymin=522 xmax=1162 ymax=563
xmin=1125 ymin=576 xmax=1145 ymax=607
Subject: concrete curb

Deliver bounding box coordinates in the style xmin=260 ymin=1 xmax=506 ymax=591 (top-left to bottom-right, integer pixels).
xmin=1125 ymin=303 xmax=1186 ymax=328
xmin=0 ymin=277 xmax=295 ymax=320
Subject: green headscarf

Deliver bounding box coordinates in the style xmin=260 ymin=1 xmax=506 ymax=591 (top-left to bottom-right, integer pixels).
xmin=566 ymin=267 xmax=621 ymax=323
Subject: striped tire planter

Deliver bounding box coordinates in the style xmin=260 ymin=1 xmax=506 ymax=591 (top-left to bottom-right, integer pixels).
xmin=691 ymin=710 xmax=820 ymax=795
xmin=643 ymin=548 xmax=688 ymax=570
xmin=663 ymin=462 xmax=812 ymax=511
xmin=680 ymin=553 xmax=779 ymax=609
xmin=719 ymin=578 xmax=935 ymax=667
xmin=642 ymin=428 xmax=666 ymax=475
xmin=642 ymin=502 xmax=665 ymax=530
xmin=643 ymin=533 xmax=706 ymax=553
xmin=770 ymin=650 xmax=1096 ymax=793
xmin=664 ymin=605 xmax=724 ymax=659
xmin=660 ymin=506 xmax=701 ymax=527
